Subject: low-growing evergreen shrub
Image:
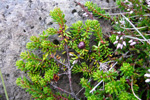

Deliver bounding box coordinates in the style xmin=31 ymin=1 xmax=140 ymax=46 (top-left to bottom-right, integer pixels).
xmin=16 ymin=0 xmax=150 ymax=99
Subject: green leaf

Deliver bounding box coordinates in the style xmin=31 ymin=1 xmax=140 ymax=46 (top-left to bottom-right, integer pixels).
xmin=43 ymin=52 xmax=49 ymax=61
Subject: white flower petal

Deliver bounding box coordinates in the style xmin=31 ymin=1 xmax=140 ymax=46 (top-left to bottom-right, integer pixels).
xmin=128 ymin=40 xmax=133 ymax=43
xmin=124 ymin=0 xmax=128 ymax=3
xmin=117 ymin=43 xmax=121 ymax=49
xmin=130 ymin=42 xmax=136 ymax=46
xmin=148 ymin=69 xmax=150 ymax=72
xmin=120 ymin=21 xmax=125 ymax=25
xmin=128 ymin=2 xmax=133 ymax=7
xmin=117 ymin=31 xmax=121 ymax=34
xmin=123 ymin=41 xmax=126 ymax=46
xmin=139 ymin=17 xmax=142 ymax=20
xmin=146 ymin=0 xmax=150 ymax=5
xmin=144 ymin=73 xmax=150 ymax=77
xmin=145 ymin=79 xmax=150 ymax=83
xmin=120 ymin=44 xmax=123 ymax=49
xmin=120 ymin=36 xmax=123 ymax=40
xmin=113 ymin=41 xmax=118 ymax=44
xmin=129 ymin=11 xmax=133 ymax=14
xmin=116 ymin=36 xmax=119 ymax=40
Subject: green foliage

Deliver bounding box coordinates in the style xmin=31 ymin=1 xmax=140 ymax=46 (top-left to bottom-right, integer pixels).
xmin=81 ymin=0 xmax=150 ymax=99
xmin=50 ymin=7 xmax=66 ymax=27
xmin=120 ymin=63 xmax=134 ymax=77
xmin=16 ymin=0 xmax=150 ymax=99
xmin=93 ymin=69 xmax=118 ymax=82
xmin=109 ymin=34 xmax=117 ymax=43
xmin=16 ymin=6 xmax=112 ymax=99
xmin=118 ymin=92 xmax=137 ymax=100
xmin=81 ymin=63 xmax=138 ymax=99
xmin=84 ymin=1 xmax=112 ymax=20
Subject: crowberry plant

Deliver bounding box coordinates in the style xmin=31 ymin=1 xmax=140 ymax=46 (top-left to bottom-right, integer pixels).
xmin=15 ymin=0 xmax=150 ymax=100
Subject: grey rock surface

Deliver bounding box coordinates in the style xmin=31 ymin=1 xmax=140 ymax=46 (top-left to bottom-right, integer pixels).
xmin=0 ymin=0 xmax=116 ymax=100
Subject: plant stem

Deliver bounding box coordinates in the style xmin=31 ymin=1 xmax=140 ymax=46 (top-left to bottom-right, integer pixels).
xmin=124 ymin=35 xmax=146 ymax=43
xmin=50 ymin=83 xmax=71 ymax=94
xmin=0 ymin=69 xmax=9 ymax=100
xmin=131 ymin=76 xmax=141 ymax=100
xmin=65 ymin=44 xmax=79 ymax=100
xmin=121 ymin=13 xmax=150 ymax=44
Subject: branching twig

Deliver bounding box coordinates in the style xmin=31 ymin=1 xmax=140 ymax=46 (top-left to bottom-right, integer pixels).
xmin=121 ymin=14 xmax=150 ymax=44
xmin=65 ymin=44 xmax=71 ymax=68
xmin=53 ymin=43 xmax=79 ymax=99
xmin=124 ymin=35 xmax=145 ymax=43
xmin=65 ymin=43 xmax=79 ymax=100
xmin=58 ymin=72 xmax=68 ymax=76
xmin=120 ymin=26 xmax=147 ymax=30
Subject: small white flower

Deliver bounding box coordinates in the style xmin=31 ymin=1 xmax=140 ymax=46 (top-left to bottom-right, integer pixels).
xmin=144 ymin=69 xmax=150 ymax=83
xmin=120 ymin=36 xmax=123 ymax=40
xmin=128 ymin=40 xmax=133 ymax=43
xmin=117 ymin=31 xmax=121 ymax=34
xmin=114 ymin=35 xmax=126 ymax=49
xmin=130 ymin=41 xmax=136 ymax=46
xmin=113 ymin=41 xmax=118 ymax=44
xmin=128 ymin=2 xmax=133 ymax=7
xmin=129 ymin=11 xmax=133 ymax=14
xmin=116 ymin=36 xmax=119 ymax=40
xmin=117 ymin=43 xmax=123 ymax=49
xmin=139 ymin=17 xmax=142 ymax=20
xmin=123 ymin=41 xmax=126 ymax=46
xmin=117 ymin=43 xmax=121 ymax=49
xmin=113 ymin=31 xmax=116 ymax=34
xmin=115 ymin=22 xmax=118 ymax=24
xmin=144 ymin=73 xmax=150 ymax=77
xmin=120 ymin=20 xmax=125 ymax=25
xmin=146 ymin=0 xmax=150 ymax=5
xmin=127 ymin=9 xmax=130 ymax=11
xmin=124 ymin=0 xmax=128 ymax=3
xmin=145 ymin=79 xmax=150 ymax=83
xmin=120 ymin=44 xmax=123 ymax=49
xmin=128 ymin=39 xmax=136 ymax=46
